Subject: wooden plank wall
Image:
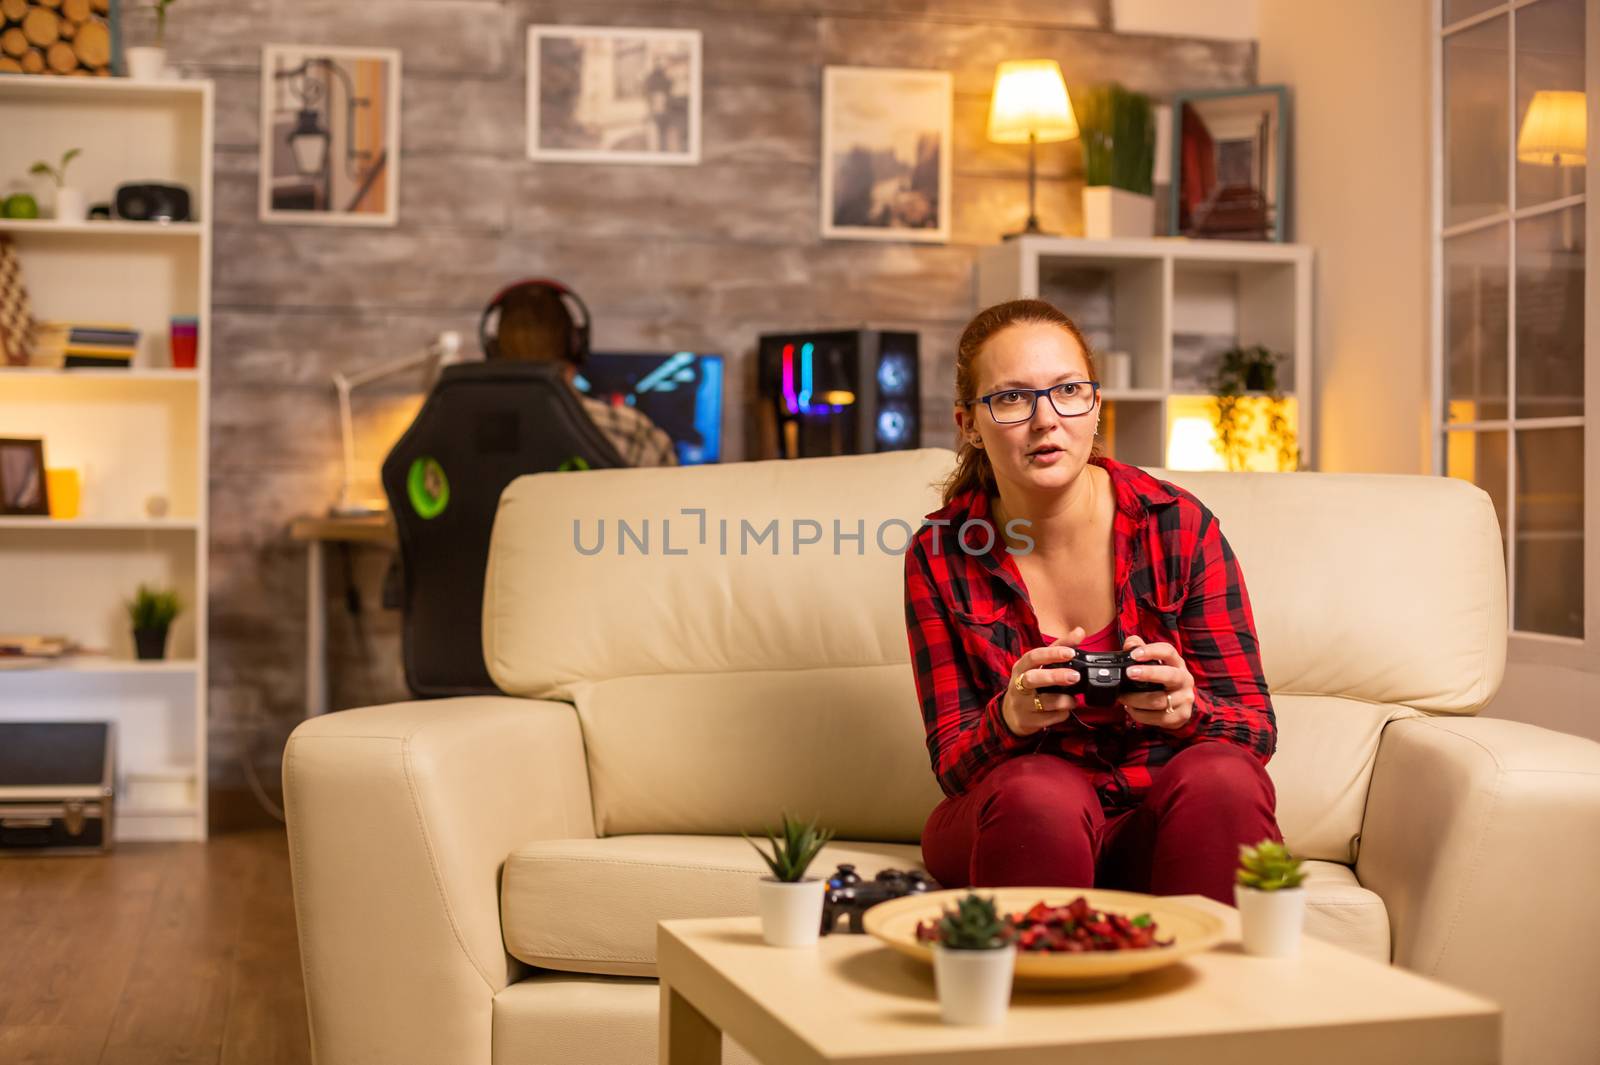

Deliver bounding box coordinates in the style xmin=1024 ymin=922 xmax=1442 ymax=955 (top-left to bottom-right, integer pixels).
xmin=152 ymin=0 xmax=1253 ymax=825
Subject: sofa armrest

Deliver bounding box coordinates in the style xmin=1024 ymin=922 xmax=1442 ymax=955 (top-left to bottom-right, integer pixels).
xmin=1356 ymin=714 xmax=1600 ymax=1065
xmin=283 ymin=696 xmax=595 ymax=1065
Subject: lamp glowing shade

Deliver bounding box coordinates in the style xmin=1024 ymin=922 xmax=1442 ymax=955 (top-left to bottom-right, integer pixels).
xmin=987 ymin=60 xmax=1078 ymax=144
xmin=1517 ymin=90 xmax=1587 ymax=166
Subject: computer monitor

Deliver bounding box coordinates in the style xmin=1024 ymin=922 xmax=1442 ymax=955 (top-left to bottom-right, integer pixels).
xmin=573 ymin=351 xmax=724 ymax=465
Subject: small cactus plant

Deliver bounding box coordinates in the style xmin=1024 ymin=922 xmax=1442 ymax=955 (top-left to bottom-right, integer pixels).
xmin=936 ymin=892 xmax=1014 ymax=950
xmin=744 ymin=813 xmax=833 ymax=883
xmin=1236 ymin=839 xmax=1306 ymax=891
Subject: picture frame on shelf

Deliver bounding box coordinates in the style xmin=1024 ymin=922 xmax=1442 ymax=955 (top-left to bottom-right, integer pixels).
xmin=527 ymin=25 xmax=702 ymax=166
xmin=259 ymin=44 xmax=401 ymax=227
xmin=1169 ymin=85 xmax=1289 ymax=243
xmin=0 ymin=437 xmax=49 ymax=516
xmin=821 ymin=66 xmax=952 ymax=243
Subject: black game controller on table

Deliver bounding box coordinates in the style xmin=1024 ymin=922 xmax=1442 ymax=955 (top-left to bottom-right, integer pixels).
xmin=1034 ymin=650 xmax=1165 ymax=706
xmin=821 ymin=864 xmax=938 ymax=935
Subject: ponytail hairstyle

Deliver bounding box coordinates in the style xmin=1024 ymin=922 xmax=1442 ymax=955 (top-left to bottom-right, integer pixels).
xmin=941 ymin=299 xmax=1103 ymax=507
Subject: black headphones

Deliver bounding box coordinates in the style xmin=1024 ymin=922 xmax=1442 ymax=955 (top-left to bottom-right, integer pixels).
xmin=479 ymin=278 xmax=592 ymax=366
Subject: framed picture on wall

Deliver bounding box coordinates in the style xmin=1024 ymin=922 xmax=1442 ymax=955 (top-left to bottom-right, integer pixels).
xmin=821 ymin=67 xmax=952 ymax=243
xmin=0 ymin=437 xmax=48 ymax=516
xmin=259 ymin=44 xmax=401 ymax=226
xmin=527 ymin=25 xmax=702 ymax=165
xmin=1169 ymin=85 xmax=1289 ymax=242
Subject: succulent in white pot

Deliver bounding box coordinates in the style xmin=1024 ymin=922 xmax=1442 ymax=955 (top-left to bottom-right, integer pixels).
xmin=30 ymin=150 xmax=84 ymax=223
xmin=744 ymin=813 xmax=832 ymax=948
xmin=1234 ymin=839 xmax=1307 ymax=958
xmin=125 ymin=0 xmax=178 ymax=81
xmin=930 ymin=892 xmax=1016 ymax=1027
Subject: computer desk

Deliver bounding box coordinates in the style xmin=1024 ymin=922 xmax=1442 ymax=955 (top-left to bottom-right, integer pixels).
xmin=289 ymin=514 xmax=396 ymax=717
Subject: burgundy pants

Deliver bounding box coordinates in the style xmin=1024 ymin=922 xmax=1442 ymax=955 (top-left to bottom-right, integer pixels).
xmin=921 ymin=743 xmax=1282 ymax=905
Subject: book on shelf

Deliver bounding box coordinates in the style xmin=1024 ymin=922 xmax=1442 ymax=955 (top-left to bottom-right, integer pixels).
xmin=25 ymin=321 xmax=140 ymax=369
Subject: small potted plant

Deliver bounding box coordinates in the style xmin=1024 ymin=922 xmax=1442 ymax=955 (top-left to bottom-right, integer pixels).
xmin=126 ymin=583 xmax=183 ymax=661
xmin=126 ymin=0 xmax=178 ymax=81
xmin=30 ymin=150 xmax=83 ymax=224
xmin=1210 ymin=344 xmax=1300 ymax=472
xmin=930 ymin=892 xmax=1016 ymax=1026
xmin=1234 ymin=839 xmax=1307 ymax=958
xmin=1077 ymin=82 xmax=1156 ymax=239
xmin=744 ymin=812 xmax=833 ymax=947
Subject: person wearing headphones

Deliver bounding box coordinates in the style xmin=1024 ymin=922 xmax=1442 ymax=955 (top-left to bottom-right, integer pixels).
xmin=484 ymin=280 xmax=678 ymax=468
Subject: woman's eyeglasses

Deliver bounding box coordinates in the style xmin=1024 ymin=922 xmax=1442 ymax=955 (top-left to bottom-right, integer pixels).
xmin=975 ymin=381 xmax=1100 ymax=424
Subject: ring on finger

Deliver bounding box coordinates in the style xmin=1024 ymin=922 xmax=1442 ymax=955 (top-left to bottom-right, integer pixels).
xmin=1165 ymin=693 xmax=1174 ymax=714
xmin=1014 ymin=673 xmax=1028 ymax=692
xmin=1033 ymin=696 xmax=1044 ymax=712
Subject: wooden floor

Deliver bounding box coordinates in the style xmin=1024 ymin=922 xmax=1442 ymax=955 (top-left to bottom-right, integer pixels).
xmin=0 ymin=829 xmax=310 ymax=1065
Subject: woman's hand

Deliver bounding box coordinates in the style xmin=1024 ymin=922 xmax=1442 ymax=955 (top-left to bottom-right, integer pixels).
xmin=1001 ymin=626 xmax=1085 ymax=737
xmin=1117 ymin=634 xmax=1196 ymax=730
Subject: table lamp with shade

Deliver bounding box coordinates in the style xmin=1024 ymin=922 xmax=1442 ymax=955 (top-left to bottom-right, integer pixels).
xmin=1516 ymin=89 xmax=1586 ymax=249
xmin=987 ymin=59 xmax=1078 ymax=238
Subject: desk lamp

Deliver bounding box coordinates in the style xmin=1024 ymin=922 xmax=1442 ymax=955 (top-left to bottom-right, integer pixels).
xmin=331 ymin=330 xmax=464 ymax=517
xmin=988 ymin=59 xmax=1078 ymax=238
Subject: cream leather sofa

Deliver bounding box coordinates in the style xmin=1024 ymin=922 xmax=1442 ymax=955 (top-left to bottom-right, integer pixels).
xmin=284 ymin=449 xmax=1600 ymax=1065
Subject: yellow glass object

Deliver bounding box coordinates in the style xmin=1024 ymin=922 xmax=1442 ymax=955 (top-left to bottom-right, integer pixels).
xmin=1516 ymin=90 xmax=1587 ymax=166
xmin=1166 ymin=395 xmax=1301 ymax=472
xmin=987 ymin=59 xmax=1079 ymax=144
xmin=46 ymin=468 xmax=81 ymax=519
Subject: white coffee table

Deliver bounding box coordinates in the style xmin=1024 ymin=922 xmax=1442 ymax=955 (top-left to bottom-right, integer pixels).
xmin=657 ymin=896 xmax=1500 ymax=1065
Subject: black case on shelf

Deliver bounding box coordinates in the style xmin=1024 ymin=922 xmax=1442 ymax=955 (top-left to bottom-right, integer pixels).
xmin=0 ymin=721 xmax=115 ymax=854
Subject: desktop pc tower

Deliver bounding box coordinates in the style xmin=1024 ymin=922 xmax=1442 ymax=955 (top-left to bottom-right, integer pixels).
xmin=756 ymin=329 xmax=920 ymax=459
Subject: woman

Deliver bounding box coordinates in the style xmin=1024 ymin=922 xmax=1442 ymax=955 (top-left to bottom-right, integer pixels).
xmin=905 ymin=299 xmax=1282 ymax=905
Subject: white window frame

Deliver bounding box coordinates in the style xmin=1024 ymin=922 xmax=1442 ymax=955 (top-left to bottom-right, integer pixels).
xmin=1431 ymin=0 xmax=1599 ymax=670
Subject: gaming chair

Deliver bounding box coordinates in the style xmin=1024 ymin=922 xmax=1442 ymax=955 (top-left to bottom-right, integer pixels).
xmin=380 ymin=360 xmax=626 ymax=697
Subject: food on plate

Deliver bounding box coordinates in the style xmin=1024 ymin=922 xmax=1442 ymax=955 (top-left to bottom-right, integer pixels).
xmin=915 ymin=895 xmax=1173 ymax=953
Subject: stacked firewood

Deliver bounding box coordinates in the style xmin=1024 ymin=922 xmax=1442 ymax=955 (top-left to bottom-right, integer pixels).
xmin=0 ymin=0 xmax=114 ymax=76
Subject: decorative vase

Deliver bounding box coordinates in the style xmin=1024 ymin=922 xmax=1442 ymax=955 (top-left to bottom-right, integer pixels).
xmin=1234 ymin=884 xmax=1306 ymax=958
xmin=133 ymin=626 xmax=169 ymax=661
xmin=125 ymin=46 xmax=167 ymax=81
xmin=932 ymin=943 xmax=1016 ymax=1026
xmin=757 ymin=878 xmax=826 ymax=947
xmin=54 ymin=187 xmax=86 ymax=223
xmin=1082 ymin=185 xmax=1155 ymax=240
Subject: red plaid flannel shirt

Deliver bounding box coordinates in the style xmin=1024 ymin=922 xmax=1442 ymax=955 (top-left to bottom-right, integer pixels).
xmin=904 ymin=456 xmax=1276 ymax=806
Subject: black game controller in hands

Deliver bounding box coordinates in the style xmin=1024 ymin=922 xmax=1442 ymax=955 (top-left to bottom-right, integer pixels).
xmin=1035 ymin=650 xmax=1166 ymax=707
xmin=821 ymin=864 xmax=938 ymax=935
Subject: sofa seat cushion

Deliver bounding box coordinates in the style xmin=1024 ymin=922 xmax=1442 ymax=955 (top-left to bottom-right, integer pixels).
xmin=1298 ymin=858 xmax=1392 ymax=963
xmin=502 ymin=837 xmax=1393 ymax=977
xmin=502 ymin=835 xmax=923 ymax=977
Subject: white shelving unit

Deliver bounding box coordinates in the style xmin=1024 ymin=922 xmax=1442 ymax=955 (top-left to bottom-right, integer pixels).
xmin=0 ymin=76 xmax=213 ymax=842
xmin=977 ymin=235 xmax=1314 ymax=470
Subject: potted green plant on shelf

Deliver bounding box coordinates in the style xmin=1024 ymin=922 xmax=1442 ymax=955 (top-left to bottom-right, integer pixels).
xmin=126 ymin=583 xmax=183 ymax=661
xmin=1234 ymin=839 xmax=1307 ymax=957
xmin=1210 ymin=344 xmax=1300 ymax=472
xmin=1076 ymin=83 xmax=1156 ymax=239
xmin=931 ymin=891 xmax=1017 ymax=1026
xmin=126 ymin=0 xmax=178 ymax=81
xmin=744 ymin=812 xmax=833 ymax=947
xmin=30 ymin=150 xmax=83 ymax=224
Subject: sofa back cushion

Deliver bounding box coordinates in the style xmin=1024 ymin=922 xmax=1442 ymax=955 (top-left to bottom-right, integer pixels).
xmin=484 ymin=451 xmax=1506 ymax=850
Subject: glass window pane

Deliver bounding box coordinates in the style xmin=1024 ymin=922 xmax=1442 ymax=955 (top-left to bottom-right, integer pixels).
xmin=1514 ymin=427 xmax=1584 ymax=637
xmin=1446 ymin=428 xmax=1510 ymax=557
xmin=1446 ymin=0 xmax=1504 ymax=26
xmin=1445 ymin=223 xmax=1509 ymax=423
xmin=1445 ymin=16 xmax=1509 ymax=227
xmin=1515 ymin=205 xmax=1586 ymax=419
xmin=1515 ymin=0 xmax=1587 ymax=210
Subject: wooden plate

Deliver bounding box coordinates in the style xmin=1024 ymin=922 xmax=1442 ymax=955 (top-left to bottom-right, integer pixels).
xmin=863 ymin=887 xmax=1226 ymax=989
